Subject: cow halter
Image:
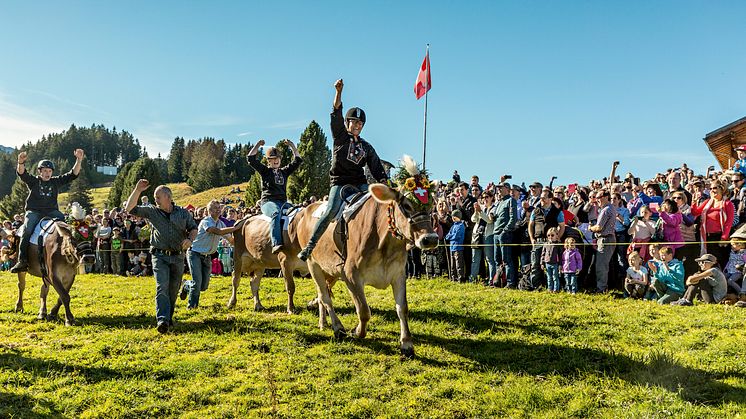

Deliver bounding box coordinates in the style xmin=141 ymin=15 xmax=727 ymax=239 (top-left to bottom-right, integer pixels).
xmin=386 ymin=201 xmax=431 ymax=243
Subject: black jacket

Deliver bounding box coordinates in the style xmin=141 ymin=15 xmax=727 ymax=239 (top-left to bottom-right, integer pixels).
xmin=329 ymin=105 xmax=388 ymax=186
xmin=247 ymin=154 xmax=302 ymax=204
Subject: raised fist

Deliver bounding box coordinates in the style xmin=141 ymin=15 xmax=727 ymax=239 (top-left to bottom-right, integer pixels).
xmin=334 ymin=79 xmax=344 ymax=92
xmin=74 ymin=149 xmax=85 ymax=160
xmin=136 ymin=179 xmax=150 ymax=191
xmin=17 ymin=151 xmax=27 ymax=165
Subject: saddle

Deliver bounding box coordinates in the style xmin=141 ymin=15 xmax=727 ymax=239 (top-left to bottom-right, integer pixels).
xmin=255 ymin=206 xmax=302 ymax=231
xmin=310 ymin=189 xmax=371 ymax=263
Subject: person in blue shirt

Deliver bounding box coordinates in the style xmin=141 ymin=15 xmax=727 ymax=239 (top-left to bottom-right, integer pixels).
xmin=647 ymin=246 xmax=685 ymax=304
xmin=180 ymin=200 xmax=234 ymax=309
xmin=444 ymin=210 xmax=466 ymax=282
xmin=733 ymin=145 xmax=746 ymax=177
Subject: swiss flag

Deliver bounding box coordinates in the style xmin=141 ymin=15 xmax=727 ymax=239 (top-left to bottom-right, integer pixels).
xmin=414 ymin=51 xmax=431 ymax=100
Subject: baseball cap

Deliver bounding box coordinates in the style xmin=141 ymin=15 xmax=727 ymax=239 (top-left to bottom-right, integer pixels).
xmin=695 ymin=254 xmax=717 ymax=263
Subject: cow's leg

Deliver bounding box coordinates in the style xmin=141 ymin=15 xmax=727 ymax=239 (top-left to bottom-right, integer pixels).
xmin=15 ymin=273 xmax=26 ymax=313
xmin=309 ymin=264 xmax=344 ymax=337
xmin=392 ymin=275 xmax=414 ymax=358
xmin=346 ymin=280 xmax=371 ymax=339
xmin=280 ymin=262 xmax=296 ymax=314
xmin=49 ymin=275 xmax=75 ymax=326
xmin=250 ymin=269 xmax=265 ymax=311
xmin=48 ymin=297 xmax=62 ymax=321
xmin=37 ymin=282 xmax=49 ymax=320
xmin=227 ymin=253 xmax=243 ymax=309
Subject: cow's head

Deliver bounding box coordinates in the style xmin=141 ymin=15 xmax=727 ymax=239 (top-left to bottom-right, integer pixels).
xmin=371 ymin=156 xmax=439 ymax=250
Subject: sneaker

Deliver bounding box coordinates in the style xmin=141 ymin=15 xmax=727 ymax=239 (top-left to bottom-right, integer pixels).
xmin=179 ymin=283 xmax=188 ymax=301
xmin=271 ymin=245 xmax=283 ymax=254
xmin=10 ymin=260 xmax=28 ymax=273
xmin=735 ymin=300 xmax=746 ymax=308
xmin=671 ymin=298 xmax=693 ymax=306
xmin=156 ymin=321 xmax=169 ymax=334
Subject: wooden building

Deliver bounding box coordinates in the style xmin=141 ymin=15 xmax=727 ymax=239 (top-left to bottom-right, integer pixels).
xmin=704 ymin=116 xmax=746 ymax=169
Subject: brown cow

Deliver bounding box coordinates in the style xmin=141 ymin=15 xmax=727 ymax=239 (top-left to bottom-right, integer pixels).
xmin=292 ymin=182 xmax=438 ymax=357
xmin=15 ymin=220 xmax=96 ymax=326
xmin=227 ymin=214 xmax=309 ymax=313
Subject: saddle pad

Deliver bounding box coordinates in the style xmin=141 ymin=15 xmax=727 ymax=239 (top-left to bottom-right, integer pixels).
xmin=17 ymin=219 xmax=56 ymax=244
xmin=256 ymin=206 xmax=300 ymax=231
xmin=311 ymin=193 xmax=371 ymax=221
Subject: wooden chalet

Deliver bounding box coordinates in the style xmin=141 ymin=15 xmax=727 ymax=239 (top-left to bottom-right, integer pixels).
xmin=704 ymin=116 xmax=746 ymax=169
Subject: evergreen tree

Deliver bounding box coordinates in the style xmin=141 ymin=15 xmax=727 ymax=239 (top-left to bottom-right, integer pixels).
xmin=66 ymin=167 xmax=94 ymax=211
xmin=244 ymin=172 xmax=262 ymax=208
xmin=0 ymin=179 xmax=28 ymax=220
xmin=0 ymin=152 xmax=17 ymax=198
xmin=287 ymin=121 xmax=331 ymax=204
xmin=167 ymin=137 xmax=185 ymax=182
xmin=123 ymin=157 xmax=163 ymax=203
xmin=186 ymin=139 xmax=226 ymax=192
xmin=182 ymin=139 xmax=198 ymax=182
xmin=106 ymin=161 xmax=135 ymax=208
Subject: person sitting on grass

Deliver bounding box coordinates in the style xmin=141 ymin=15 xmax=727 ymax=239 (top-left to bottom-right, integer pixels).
xmin=724 ymin=238 xmax=746 ymax=295
xmin=671 ymin=254 xmax=728 ymax=306
xmin=444 ymin=209 xmax=466 ymax=283
xmin=647 ymin=246 xmax=685 ymax=305
xmin=624 ymin=251 xmax=649 ymax=299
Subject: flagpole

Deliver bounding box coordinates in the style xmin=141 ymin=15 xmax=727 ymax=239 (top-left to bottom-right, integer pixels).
xmin=422 ymin=44 xmax=429 ymax=170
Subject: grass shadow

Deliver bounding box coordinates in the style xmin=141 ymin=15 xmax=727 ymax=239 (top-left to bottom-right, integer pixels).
xmin=0 ymin=391 xmax=62 ymax=418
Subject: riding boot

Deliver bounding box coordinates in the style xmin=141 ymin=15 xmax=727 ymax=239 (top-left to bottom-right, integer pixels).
xmin=298 ymin=240 xmax=316 ymax=261
xmin=10 ymin=244 xmax=29 ymax=273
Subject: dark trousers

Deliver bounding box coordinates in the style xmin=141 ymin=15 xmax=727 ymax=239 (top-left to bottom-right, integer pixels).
xmin=683 ymin=280 xmax=716 ymax=303
xmin=450 ymin=250 xmax=465 ymax=282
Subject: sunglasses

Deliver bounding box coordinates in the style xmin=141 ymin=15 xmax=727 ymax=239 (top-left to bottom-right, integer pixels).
xmin=672 ymin=196 xmax=684 ymax=200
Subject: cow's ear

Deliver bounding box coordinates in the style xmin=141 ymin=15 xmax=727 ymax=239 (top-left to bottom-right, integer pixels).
xmin=370 ymin=183 xmax=400 ymax=203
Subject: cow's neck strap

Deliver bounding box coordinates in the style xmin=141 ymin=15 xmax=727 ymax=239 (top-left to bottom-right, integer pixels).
xmin=387 ymin=203 xmax=406 ymax=241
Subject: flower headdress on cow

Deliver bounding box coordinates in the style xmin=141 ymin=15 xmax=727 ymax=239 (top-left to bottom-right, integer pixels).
xmin=66 ymin=202 xmax=92 ymax=242
xmin=393 ymin=155 xmax=435 ymax=211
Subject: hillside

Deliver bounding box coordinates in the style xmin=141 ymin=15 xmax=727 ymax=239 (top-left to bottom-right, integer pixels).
xmin=60 ymin=182 xmax=250 ymax=210
xmin=0 ymin=145 xmax=13 ymax=154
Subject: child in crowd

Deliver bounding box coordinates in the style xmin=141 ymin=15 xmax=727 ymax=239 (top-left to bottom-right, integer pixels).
xmin=541 ymin=227 xmax=562 ymax=292
xmin=444 ymin=209 xmax=466 ymax=283
xmin=671 ymin=253 xmax=728 ymax=306
xmin=128 ymin=252 xmax=149 ymax=277
xmin=562 ymin=237 xmax=582 ymax=294
xmin=627 ymin=205 xmax=656 ymax=261
xmin=724 ymin=238 xmax=746 ymax=294
xmin=110 ymin=227 xmax=122 ymax=275
xmin=624 ymin=251 xmax=649 ymax=299
xmin=647 ymin=246 xmax=685 ymax=304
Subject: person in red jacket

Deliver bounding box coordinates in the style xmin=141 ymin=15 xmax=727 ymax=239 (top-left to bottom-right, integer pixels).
xmin=690 ymin=179 xmax=735 ymax=271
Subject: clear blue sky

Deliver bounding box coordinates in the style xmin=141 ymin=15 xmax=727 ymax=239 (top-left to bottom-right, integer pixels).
xmin=1 ymin=1 xmax=745 ymax=186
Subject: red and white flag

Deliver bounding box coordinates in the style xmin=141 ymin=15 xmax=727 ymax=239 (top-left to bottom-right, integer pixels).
xmin=414 ymin=51 xmax=431 ymax=100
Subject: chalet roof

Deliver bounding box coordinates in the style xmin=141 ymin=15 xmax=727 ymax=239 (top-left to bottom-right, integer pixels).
xmin=703 ymin=116 xmax=746 ymax=169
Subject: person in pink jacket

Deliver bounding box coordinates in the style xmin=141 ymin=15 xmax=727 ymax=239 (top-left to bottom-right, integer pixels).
xmin=659 ymin=198 xmax=683 ymax=252
xmin=562 ymin=237 xmax=583 ymax=294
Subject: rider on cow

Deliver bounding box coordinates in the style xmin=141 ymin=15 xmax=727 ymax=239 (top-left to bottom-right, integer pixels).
xmin=297 ymin=78 xmax=389 ymax=261
xmin=10 ymin=149 xmax=85 ymax=273
xmin=247 ymin=138 xmax=302 ymax=254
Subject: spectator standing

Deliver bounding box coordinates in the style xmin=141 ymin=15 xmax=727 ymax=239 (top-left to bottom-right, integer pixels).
xmin=627 ymin=205 xmax=656 ymax=261
xmin=691 ymin=180 xmax=735 ymax=270
xmin=472 ymin=190 xmax=496 ymax=284
xmin=541 ymin=227 xmax=562 ymax=292
xmin=562 ymin=237 xmax=582 ymax=294
xmin=444 ymin=210 xmax=466 ymax=282
xmin=589 ymin=190 xmax=617 ymax=292
xmin=528 ymin=190 xmax=565 ymax=290
xmin=95 ymin=217 xmax=112 ymax=274
xmin=491 ymin=182 xmax=518 ymax=287
xmin=673 ymin=192 xmax=700 ymax=278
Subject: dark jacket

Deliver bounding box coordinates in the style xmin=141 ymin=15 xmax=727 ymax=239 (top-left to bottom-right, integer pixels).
xmin=18 ymin=170 xmax=78 ymax=213
xmin=531 ymin=205 xmax=561 ymax=240
xmin=247 ymin=154 xmax=302 ymax=204
xmin=329 ymin=105 xmax=388 ymax=186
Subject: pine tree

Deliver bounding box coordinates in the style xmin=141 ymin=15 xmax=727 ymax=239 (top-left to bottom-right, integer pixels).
xmin=0 ymin=179 xmax=28 ymax=220
xmin=167 ymin=137 xmax=185 ymax=182
xmin=123 ymin=157 xmax=163 ymax=203
xmin=107 ymin=162 xmax=134 ymax=208
xmin=244 ymin=172 xmax=262 ymax=208
xmin=287 ymin=121 xmax=331 ymax=204
xmin=67 ymin=167 xmax=94 ymax=211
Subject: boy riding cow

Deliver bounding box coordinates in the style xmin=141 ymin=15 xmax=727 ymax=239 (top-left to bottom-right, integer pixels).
xmin=11 ymin=149 xmax=85 ymax=273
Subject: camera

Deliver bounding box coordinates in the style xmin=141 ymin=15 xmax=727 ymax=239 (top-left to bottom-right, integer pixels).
xmin=504 ymin=175 xmax=512 ymax=180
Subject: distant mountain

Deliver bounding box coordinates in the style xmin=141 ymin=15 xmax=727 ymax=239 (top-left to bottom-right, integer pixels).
xmin=0 ymin=145 xmax=13 ymax=154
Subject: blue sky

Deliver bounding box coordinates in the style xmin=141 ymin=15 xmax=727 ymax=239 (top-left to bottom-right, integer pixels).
xmin=1 ymin=1 xmax=745 ymax=186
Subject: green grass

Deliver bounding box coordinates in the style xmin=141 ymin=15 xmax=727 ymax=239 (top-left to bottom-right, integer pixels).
xmin=1 ymin=272 xmax=745 ymax=418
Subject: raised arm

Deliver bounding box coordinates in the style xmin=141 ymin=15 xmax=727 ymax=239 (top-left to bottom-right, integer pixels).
xmin=72 ymin=149 xmax=85 ymax=176
xmin=333 ymin=79 xmax=343 ymax=110
xmin=125 ymin=179 xmax=149 ymax=213
xmin=16 ymin=151 xmax=27 ymax=175
xmin=247 ymin=139 xmax=265 ymax=157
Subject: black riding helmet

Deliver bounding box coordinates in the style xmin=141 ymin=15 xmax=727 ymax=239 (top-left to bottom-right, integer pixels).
xmin=37 ymin=160 xmax=55 ymax=172
xmin=345 ymin=107 xmax=366 ymax=124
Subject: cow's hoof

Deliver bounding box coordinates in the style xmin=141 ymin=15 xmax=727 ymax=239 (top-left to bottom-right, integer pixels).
xmin=254 ymin=303 xmax=265 ymax=312
xmin=333 ymin=328 xmax=347 ymax=340
xmin=400 ymin=347 xmax=415 ymax=359
xmin=14 ymin=305 xmax=23 ymax=313
xmin=36 ymin=314 xmax=46 ymax=321
xmin=350 ymin=325 xmax=366 ymax=339
xmin=226 ymin=299 xmax=236 ymax=309
xmin=65 ymin=319 xmax=77 ymax=327
xmin=306 ymin=299 xmax=319 ymax=312
xmin=46 ymin=314 xmax=59 ymax=322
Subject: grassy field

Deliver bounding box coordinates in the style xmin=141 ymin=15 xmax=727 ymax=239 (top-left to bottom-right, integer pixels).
xmin=60 ymin=182 xmax=250 ymax=210
xmin=1 ymin=271 xmax=745 ymax=418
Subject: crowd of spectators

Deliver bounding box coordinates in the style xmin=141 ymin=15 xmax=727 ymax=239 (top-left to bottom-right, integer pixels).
xmin=417 ymin=158 xmax=746 ymax=306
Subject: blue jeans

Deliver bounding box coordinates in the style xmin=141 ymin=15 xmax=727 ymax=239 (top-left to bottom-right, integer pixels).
xmin=565 ymin=273 xmax=578 ymax=293
xmin=546 ymin=263 xmax=560 ymax=292
xmin=306 ymin=183 xmax=369 ymax=250
xmin=261 ymin=200 xmax=290 ymax=247
xmin=185 ymin=250 xmax=211 ymax=308
xmin=152 ymin=252 xmax=185 ymax=325
xmin=19 ymin=209 xmax=65 ymax=262
xmin=494 ymin=230 xmax=515 ymax=286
